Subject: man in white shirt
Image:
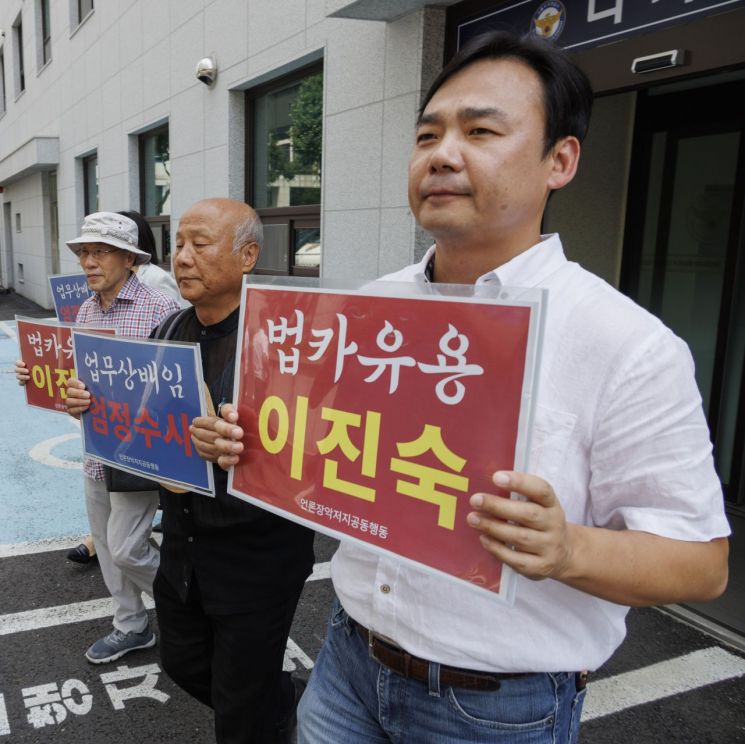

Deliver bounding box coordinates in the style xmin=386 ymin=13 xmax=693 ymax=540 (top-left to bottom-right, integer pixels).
xmin=199 ymin=31 xmax=730 ymax=744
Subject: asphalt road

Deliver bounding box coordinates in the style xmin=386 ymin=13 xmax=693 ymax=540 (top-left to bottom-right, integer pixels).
xmin=0 ymin=533 xmax=338 ymax=744
xmin=1 ymin=292 xmax=744 ymax=744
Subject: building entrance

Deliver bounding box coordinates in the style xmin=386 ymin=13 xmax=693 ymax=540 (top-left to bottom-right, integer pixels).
xmin=622 ymin=75 xmax=745 ymax=634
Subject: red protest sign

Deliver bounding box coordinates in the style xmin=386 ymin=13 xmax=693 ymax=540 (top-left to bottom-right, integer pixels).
xmin=16 ymin=317 xmax=115 ymax=414
xmin=228 ymin=284 xmax=543 ymax=600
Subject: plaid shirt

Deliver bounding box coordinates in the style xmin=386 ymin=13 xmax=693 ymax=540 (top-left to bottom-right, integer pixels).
xmin=76 ymin=272 xmax=180 ymax=481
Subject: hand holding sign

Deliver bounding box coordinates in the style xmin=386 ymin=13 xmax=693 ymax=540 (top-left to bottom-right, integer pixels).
xmin=15 ymin=359 xmax=31 ymax=386
xmin=191 ymin=402 xmax=244 ymax=471
xmin=467 ymin=470 xmax=572 ymax=582
xmin=65 ymin=377 xmax=92 ymax=419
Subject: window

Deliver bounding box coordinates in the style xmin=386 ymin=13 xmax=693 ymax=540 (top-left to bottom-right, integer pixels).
xmin=83 ymin=153 xmax=98 ymax=215
xmin=247 ymin=63 xmax=323 ymax=276
xmin=0 ymin=49 xmax=6 ymax=116
xmin=76 ymin=0 xmax=93 ymax=25
xmin=38 ymin=0 xmax=51 ymax=67
xmin=139 ymin=125 xmax=171 ymax=263
xmin=13 ymin=15 xmax=24 ymax=95
xmin=69 ymin=0 xmax=93 ymax=31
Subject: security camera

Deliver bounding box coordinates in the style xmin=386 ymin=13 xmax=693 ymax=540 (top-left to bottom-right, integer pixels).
xmin=195 ymin=56 xmax=217 ymax=86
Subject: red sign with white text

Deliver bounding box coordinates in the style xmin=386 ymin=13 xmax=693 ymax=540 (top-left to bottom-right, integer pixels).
xmin=17 ymin=317 xmax=115 ymax=414
xmin=228 ymin=284 xmax=541 ymax=600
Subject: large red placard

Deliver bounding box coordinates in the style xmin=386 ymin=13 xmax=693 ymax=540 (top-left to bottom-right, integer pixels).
xmin=229 ymin=285 xmax=540 ymax=599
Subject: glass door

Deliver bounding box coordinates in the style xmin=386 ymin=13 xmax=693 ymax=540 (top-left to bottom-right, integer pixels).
xmin=622 ymin=75 xmax=745 ymax=633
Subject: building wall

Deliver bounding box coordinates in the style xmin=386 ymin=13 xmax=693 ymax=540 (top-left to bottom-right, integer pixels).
xmin=0 ymin=1 xmax=449 ymax=307
xmin=544 ymin=92 xmax=636 ymax=287
xmin=2 ymin=172 xmax=52 ymax=307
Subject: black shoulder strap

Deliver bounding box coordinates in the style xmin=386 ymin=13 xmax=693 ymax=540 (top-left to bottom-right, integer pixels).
xmin=154 ymin=307 xmax=194 ymax=341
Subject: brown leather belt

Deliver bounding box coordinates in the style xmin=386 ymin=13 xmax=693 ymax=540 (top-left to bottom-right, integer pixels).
xmin=353 ymin=620 xmax=529 ymax=691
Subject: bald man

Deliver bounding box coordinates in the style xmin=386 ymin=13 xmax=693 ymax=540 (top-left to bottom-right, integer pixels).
xmin=155 ymin=199 xmax=315 ymax=744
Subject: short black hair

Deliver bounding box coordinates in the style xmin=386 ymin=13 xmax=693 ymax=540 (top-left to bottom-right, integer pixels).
xmin=118 ymin=210 xmax=159 ymax=265
xmin=420 ymin=31 xmax=593 ymax=157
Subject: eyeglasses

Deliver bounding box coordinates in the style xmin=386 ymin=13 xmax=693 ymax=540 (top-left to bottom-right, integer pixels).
xmin=78 ymin=246 xmax=119 ymax=261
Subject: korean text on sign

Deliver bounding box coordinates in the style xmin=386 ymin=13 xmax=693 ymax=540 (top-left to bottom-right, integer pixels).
xmin=72 ymin=330 xmax=214 ymax=496
xmin=48 ymin=273 xmax=92 ymax=323
xmin=16 ymin=317 xmax=114 ymax=414
xmin=229 ymin=283 xmax=544 ymax=602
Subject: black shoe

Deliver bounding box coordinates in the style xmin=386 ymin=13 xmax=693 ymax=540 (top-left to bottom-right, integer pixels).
xmin=277 ymin=674 xmax=307 ymax=744
xmin=66 ymin=543 xmax=97 ymax=564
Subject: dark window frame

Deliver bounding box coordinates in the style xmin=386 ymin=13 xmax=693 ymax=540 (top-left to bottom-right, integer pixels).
xmin=245 ymin=61 xmax=323 ymax=277
xmin=40 ymin=0 xmax=51 ymax=65
xmin=138 ymin=124 xmax=171 ymax=264
xmin=82 ymin=152 xmax=98 ymax=216
xmin=76 ymin=0 xmax=94 ymax=26
xmin=138 ymin=124 xmax=170 ymax=217
xmin=13 ymin=16 xmax=25 ymax=95
xmin=0 ymin=48 xmax=6 ymax=115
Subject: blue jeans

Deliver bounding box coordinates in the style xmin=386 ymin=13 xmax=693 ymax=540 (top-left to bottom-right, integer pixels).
xmin=298 ymin=599 xmax=586 ymax=744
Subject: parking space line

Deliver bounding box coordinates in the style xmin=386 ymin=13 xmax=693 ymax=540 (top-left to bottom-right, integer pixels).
xmin=0 ymin=321 xmax=17 ymax=342
xmin=0 ymin=596 xmax=122 ymax=636
xmin=0 ymin=536 xmax=89 ymax=558
xmin=582 ymin=646 xmax=745 ymax=720
xmin=0 ymin=694 xmax=8 ymax=735
xmin=1 ymin=527 xmax=161 ymax=559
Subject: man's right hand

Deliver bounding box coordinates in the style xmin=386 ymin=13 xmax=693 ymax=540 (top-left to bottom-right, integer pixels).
xmin=15 ymin=359 xmax=30 ymax=386
xmin=65 ymin=378 xmax=91 ymax=419
xmin=190 ymin=403 xmax=244 ymax=471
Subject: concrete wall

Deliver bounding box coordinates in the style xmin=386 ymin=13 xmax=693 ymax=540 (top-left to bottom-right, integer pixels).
xmin=2 ymin=172 xmax=52 ymax=307
xmin=544 ymin=92 xmax=637 ymax=287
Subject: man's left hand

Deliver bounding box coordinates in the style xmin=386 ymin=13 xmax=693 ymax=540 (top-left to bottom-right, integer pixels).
xmin=190 ymin=403 xmax=244 ymax=471
xmin=467 ymin=471 xmax=573 ymax=581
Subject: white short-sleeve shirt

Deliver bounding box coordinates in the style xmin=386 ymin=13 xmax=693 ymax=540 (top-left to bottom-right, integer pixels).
xmin=331 ymin=234 xmax=730 ymax=673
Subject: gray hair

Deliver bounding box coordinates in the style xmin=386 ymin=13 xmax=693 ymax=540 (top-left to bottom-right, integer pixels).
xmin=232 ymin=212 xmax=264 ymax=254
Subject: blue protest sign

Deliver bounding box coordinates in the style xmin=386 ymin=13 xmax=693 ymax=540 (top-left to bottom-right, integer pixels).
xmin=48 ymin=273 xmax=92 ymax=323
xmin=72 ymin=330 xmax=215 ymax=496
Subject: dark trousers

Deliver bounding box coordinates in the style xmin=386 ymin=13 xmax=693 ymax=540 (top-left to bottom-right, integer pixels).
xmin=154 ymin=570 xmax=305 ymax=744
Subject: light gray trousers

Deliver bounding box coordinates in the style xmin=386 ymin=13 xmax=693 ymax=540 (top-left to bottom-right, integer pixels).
xmin=84 ymin=477 xmax=160 ymax=634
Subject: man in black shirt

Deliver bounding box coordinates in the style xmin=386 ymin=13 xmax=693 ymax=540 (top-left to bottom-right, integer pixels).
xmin=155 ymin=198 xmax=315 ymax=743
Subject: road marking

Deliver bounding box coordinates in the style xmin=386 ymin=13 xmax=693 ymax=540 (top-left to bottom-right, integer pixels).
xmin=581 ymin=646 xmax=745 ymax=720
xmin=307 ymin=560 xmax=331 ymax=581
xmin=0 ymin=321 xmax=17 ymax=341
xmin=0 ymin=596 xmax=123 ymax=636
xmin=0 ymin=694 xmax=8 ymax=735
xmin=0 ymin=561 xmax=331 ymax=636
xmin=0 ymin=535 xmax=89 ymax=558
xmin=284 ymin=638 xmax=316 ymax=671
xmin=29 ymin=432 xmax=83 ymax=469
xmin=0 ymin=532 xmax=163 ymax=558
xmin=1 ymin=533 xmax=743 ymax=722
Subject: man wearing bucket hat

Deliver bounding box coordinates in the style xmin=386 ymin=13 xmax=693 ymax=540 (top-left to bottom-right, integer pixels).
xmin=17 ymin=211 xmax=180 ymax=663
